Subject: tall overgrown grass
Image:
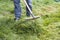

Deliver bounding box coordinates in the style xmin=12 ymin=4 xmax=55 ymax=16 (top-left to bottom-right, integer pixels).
xmin=0 ymin=0 xmax=60 ymax=40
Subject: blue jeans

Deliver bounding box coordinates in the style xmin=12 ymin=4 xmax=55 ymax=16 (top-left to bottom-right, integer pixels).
xmin=14 ymin=0 xmax=32 ymax=19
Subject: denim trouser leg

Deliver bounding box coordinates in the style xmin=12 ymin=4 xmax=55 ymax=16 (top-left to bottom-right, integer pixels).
xmin=26 ymin=0 xmax=32 ymax=16
xmin=14 ymin=0 xmax=22 ymax=19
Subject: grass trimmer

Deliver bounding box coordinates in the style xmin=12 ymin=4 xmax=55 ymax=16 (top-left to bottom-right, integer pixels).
xmin=24 ymin=0 xmax=40 ymax=20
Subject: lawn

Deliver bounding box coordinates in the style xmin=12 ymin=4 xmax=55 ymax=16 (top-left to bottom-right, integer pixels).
xmin=0 ymin=0 xmax=60 ymax=40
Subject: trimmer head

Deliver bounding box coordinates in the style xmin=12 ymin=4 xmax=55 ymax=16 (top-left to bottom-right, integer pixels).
xmin=25 ymin=16 xmax=40 ymax=20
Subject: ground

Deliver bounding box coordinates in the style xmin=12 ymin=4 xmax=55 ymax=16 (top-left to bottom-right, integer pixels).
xmin=0 ymin=0 xmax=60 ymax=40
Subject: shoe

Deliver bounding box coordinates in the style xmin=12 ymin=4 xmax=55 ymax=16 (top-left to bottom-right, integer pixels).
xmin=14 ymin=18 xmax=20 ymax=22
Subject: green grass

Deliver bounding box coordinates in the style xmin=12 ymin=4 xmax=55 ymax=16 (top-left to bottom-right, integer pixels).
xmin=0 ymin=0 xmax=60 ymax=40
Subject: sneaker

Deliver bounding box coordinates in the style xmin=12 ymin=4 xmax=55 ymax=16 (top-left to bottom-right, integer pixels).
xmin=14 ymin=18 xmax=20 ymax=22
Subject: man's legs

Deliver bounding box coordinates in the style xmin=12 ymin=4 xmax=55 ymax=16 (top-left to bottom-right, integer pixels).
xmin=26 ymin=0 xmax=32 ymax=17
xmin=14 ymin=0 xmax=22 ymax=20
